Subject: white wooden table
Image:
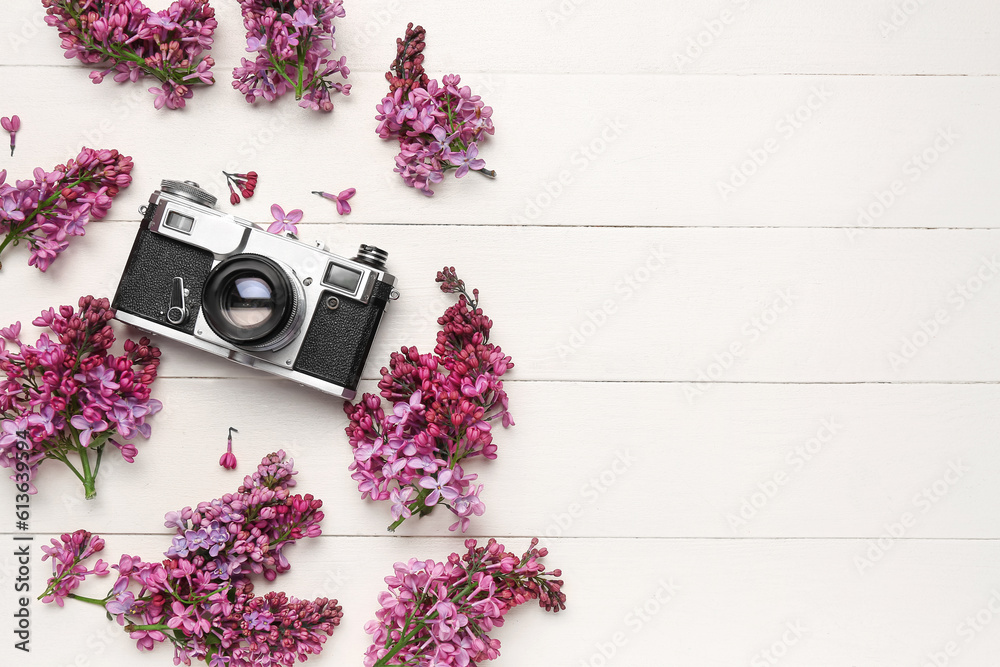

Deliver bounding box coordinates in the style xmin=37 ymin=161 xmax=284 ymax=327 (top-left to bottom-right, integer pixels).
xmin=2 ymin=1 xmax=1000 ymax=664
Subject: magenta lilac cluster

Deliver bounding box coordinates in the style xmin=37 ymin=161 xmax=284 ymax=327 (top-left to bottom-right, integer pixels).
xmin=233 ymin=0 xmax=351 ymax=111
xmin=42 ymin=0 xmax=217 ymax=110
xmin=364 ymin=538 xmax=566 ymax=667
xmin=39 ymin=451 xmax=343 ymax=667
xmin=0 ymin=296 xmax=161 ymax=499
xmin=344 ymin=268 xmax=514 ymax=533
xmin=375 ymin=24 xmax=496 ymax=195
xmin=40 ymin=530 xmax=110 ymax=606
xmin=0 ymin=147 xmax=133 ymax=271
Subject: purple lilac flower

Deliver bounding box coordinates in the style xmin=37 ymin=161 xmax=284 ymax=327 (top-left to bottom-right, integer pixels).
xmin=447 ymin=144 xmax=487 ymax=178
xmin=40 ymin=452 xmax=343 ymax=665
xmin=70 ymin=414 xmax=109 ymax=448
xmin=1 ymin=115 xmax=19 ymax=156
xmin=0 ymin=297 xmax=161 ymax=498
xmin=419 ymin=469 xmax=460 ymax=507
xmin=344 ymin=269 xmax=513 ymax=533
xmin=233 ymin=1 xmax=351 ymax=112
xmin=375 ymin=25 xmax=496 ymax=195
xmin=266 ymin=204 xmax=303 ymax=236
xmin=389 ymin=486 xmax=414 ymax=521
xmin=243 ymin=609 xmax=274 ymax=630
xmin=363 ymin=539 xmax=565 ymax=667
xmin=41 ymin=0 xmax=217 ymax=110
xmin=312 ymin=188 xmax=356 ymax=215
xmin=0 ymin=149 xmax=133 ymax=271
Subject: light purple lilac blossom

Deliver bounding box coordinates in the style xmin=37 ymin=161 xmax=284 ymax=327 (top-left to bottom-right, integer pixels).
xmin=344 ymin=268 xmax=514 ymax=533
xmin=41 ymin=0 xmax=218 ymax=110
xmin=38 ymin=452 xmax=342 ymax=666
xmin=0 ymin=147 xmax=133 ymax=271
xmin=375 ymin=24 xmax=496 ymax=195
xmin=233 ymin=0 xmax=351 ymax=111
xmin=0 ymin=296 xmax=161 ymax=499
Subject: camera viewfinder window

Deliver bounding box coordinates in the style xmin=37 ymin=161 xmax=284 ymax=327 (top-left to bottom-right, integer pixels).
xmin=323 ymin=262 xmax=362 ymax=293
xmin=164 ymin=211 xmax=195 ymax=234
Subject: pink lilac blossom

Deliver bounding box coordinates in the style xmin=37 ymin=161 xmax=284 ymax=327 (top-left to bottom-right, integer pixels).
xmin=312 ymin=187 xmax=355 ymax=215
xmin=267 ymin=203 xmax=303 ymax=235
xmin=219 ymin=427 xmax=237 ymax=470
xmin=343 ymin=267 xmax=514 ymax=533
xmin=41 ymin=0 xmax=217 ymax=110
xmin=39 ymin=530 xmax=110 ymax=606
xmin=223 ymin=170 xmax=257 ymax=206
xmin=0 ymin=296 xmax=161 ymax=499
xmin=39 ymin=451 xmax=343 ymax=666
xmin=233 ymin=0 xmax=351 ymax=112
xmin=1 ymin=115 xmax=19 ymax=156
xmin=375 ymin=24 xmax=496 ymax=196
xmin=0 ymin=147 xmax=133 ymax=271
xmin=364 ymin=538 xmax=566 ymax=667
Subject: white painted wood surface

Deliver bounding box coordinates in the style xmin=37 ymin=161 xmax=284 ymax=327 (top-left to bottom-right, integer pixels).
xmin=2 ymin=1 xmax=1000 ymax=665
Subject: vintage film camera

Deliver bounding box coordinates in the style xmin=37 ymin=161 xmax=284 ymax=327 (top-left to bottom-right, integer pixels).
xmin=112 ymin=180 xmax=399 ymax=400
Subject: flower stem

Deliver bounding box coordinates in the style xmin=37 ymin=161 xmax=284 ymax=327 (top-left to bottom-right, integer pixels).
xmin=71 ymin=429 xmax=98 ymax=500
xmin=125 ymin=622 xmax=171 ymax=632
xmin=67 ymin=593 xmax=108 ymax=606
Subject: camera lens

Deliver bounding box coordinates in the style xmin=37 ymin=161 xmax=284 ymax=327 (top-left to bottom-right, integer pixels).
xmin=224 ymin=277 xmax=275 ymax=328
xmin=202 ymin=255 xmax=304 ymax=351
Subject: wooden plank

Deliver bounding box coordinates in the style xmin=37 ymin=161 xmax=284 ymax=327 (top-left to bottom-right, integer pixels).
xmin=3 ymin=0 xmax=999 ymax=74
xmin=0 ymin=68 xmax=995 ymax=229
xmin=5 ymin=225 xmax=1000 ymax=382
xmin=2 ymin=380 xmax=998 ymax=538
xmin=2 ymin=536 xmax=999 ymax=665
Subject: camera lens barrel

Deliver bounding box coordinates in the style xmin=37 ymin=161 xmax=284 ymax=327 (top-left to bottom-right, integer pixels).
xmin=202 ymin=255 xmax=303 ymax=352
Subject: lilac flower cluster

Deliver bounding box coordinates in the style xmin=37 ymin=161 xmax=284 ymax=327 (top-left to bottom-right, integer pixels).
xmin=364 ymin=538 xmax=566 ymax=667
xmin=0 ymin=296 xmax=161 ymax=499
xmin=42 ymin=0 xmax=217 ymax=110
xmin=39 ymin=530 xmax=109 ymax=606
xmin=344 ymin=268 xmax=514 ymax=533
xmin=39 ymin=451 xmax=343 ymax=667
xmin=0 ymin=147 xmax=133 ymax=271
xmin=375 ymin=24 xmax=495 ymax=195
xmin=233 ymin=0 xmax=351 ymax=111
